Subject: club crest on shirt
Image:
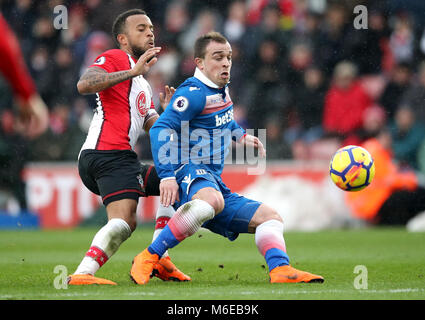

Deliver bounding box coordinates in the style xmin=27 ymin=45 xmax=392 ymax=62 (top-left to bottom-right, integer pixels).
xmin=173 ymin=96 xmax=189 ymax=112
xmin=136 ymin=91 xmax=148 ymax=117
xmin=93 ymin=56 xmax=105 ymax=65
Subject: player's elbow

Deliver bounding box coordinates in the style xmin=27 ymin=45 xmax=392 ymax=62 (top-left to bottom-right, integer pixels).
xmin=77 ymin=80 xmax=92 ymax=95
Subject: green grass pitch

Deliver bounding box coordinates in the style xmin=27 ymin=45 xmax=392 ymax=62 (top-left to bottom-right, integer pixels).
xmin=0 ymin=226 xmax=424 ymax=300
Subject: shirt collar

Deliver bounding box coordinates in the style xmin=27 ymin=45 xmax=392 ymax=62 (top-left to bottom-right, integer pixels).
xmin=194 ymin=67 xmax=220 ymax=89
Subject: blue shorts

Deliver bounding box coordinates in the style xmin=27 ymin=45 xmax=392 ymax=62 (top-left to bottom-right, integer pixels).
xmin=173 ymin=164 xmax=262 ymax=241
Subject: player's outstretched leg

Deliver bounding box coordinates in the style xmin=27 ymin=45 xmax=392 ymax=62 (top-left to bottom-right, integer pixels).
xmin=130 ymin=199 xmax=215 ymax=284
xmin=255 ymin=219 xmax=324 ymax=283
xmin=68 ymin=218 xmax=132 ymax=285
xmin=151 ymin=204 xmax=191 ymax=282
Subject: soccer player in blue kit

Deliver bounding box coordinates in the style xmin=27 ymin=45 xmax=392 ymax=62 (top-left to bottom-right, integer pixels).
xmin=130 ymin=32 xmax=324 ymax=284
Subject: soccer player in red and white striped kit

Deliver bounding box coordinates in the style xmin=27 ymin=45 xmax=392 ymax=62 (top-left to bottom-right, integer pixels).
xmin=68 ymin=9 xmax=189 ymax=285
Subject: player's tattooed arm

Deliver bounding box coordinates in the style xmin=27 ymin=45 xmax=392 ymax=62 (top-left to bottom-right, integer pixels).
xmin=77 ymin=67 xmax=133 ymax=94
xmin=77 ymin=47 xmax=161 ymax=95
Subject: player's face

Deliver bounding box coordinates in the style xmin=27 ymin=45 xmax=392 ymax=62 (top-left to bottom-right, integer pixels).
xmin=123 ymin=14 xmax=155 ymax=58
xmin=198 ymin=41 xmax=232 ymax=88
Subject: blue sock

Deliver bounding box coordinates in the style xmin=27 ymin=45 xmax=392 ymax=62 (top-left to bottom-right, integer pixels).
xmin=265 ymin=248 xmax=290 ymax=271
xmin=148 ymin=225 xmax=180 ymax=257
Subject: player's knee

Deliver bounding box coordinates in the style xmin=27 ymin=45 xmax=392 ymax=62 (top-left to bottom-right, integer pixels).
xmin=192 ymin=189 xmax=224 ymax=214
xmin=106 ymin=199 xmax=138 ymax=232
xmin=266 ymin=208 xmax=283 ymax=224
xmin=126 ymin=215 xmax=137 ymax=233
xmin=257 ymin=209 xmax=283 ymax=227
xmin=249 ymin=205 xmax=283 ymax=232
xmin=202 ymin=194 xmax=225 ymax=215
xmin=209 ymin=193 xmax=225 ymax=214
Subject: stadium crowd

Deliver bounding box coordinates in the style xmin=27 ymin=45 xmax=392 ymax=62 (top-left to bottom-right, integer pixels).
xmin=2 ymin=0 xmax=425 ymax=211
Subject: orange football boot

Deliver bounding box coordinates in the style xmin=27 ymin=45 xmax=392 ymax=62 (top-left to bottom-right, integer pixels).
xmin=152 ymin=256 xmax=191 ymax=282
xmin=129 ymin=248 xmax=159 ymax=285
xmin=269 ymin=265 xmax=324 ymax=283
xmin=67 ymin=274 xmax=117 ymax=285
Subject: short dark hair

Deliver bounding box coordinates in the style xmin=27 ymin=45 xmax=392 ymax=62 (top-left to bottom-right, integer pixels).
xmin=194 ymin=31 xmax=228 ymax=59
xmin=112 ymin=9 xmax=147 ymax=47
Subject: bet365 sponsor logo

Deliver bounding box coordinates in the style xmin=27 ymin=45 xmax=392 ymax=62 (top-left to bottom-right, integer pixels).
xmin=215 ymin=109 xmax=234 ymax=127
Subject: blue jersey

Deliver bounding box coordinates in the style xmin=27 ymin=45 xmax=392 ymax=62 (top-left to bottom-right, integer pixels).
xmin=150 ymin=68 xmax=246 ymax=180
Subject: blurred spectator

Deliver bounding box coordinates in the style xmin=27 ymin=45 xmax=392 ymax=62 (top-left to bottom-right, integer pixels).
xmin=223 ymin=0 xmax=247 ymax=43
xmin=344 ymin=104 xmax=388 ymax=146
xmin=399 ymin=61 xmax=425 ymax=123
xmin=285 ymin=66 xmax=326 ymax=147
xmin=418 ymin=138 xmax=425 ymax=177
xmin=346 ymin=128 xmax=425 ymax=225
xmin=2 ymin=0 xmax=37 ymax=60
xmin=151 ymin=42 xmax=180 ymax=85
xmin=361 ymin=105 xmax=387 ymax=141
xmin=291 ymin=10 xmax=323 ymax=55
xmin=350 ymin=9 xmax=389 ymax=75
xmin=85 ymin=0 xmax=111 ymax=33
xmin=242 ymin=4 xmax=290 ymax=62
xmin=315 ymin=3 xmax=350 ymax=74
xmin=0 ymin=109 xmax=28 ymax=211
xmin=29 ymin=103 xmax=86 ymax=162
xmin=79 ymin=31 xmax=113 ymax=76
xmin=245 ymin=0 xmax=271 ymax=26
xmin=379 ymin=62 xmax=412 ymax=118
xmin=32 ymin=14 xmax=60 ymax=54
xmin=61 ymin=6 xmax=91 ymax=68
xmin=145 ymin=68 xmax=167 ymax=113
xmin=161 ymin=0 xmax=189 ymax=48
xmin=388 ymin=105 xmax=425 ymax=169
xmin=246 ymin=38 xmax=290 ymax=129
xmin=172 ymin=8 xmax=221 ymax=84
xmin=283 ymin=41 xmax=314 ymax=91
xmin=82 ymin=0 xmax=141 ymax=39
xmin=29 ymin=45 xmax=52 ymax=102
xmin=264 ymin=117 xmax=291 ymax=160
xmin=323 ymin=61 xmax=372 ymax=141
xmin=178 ymin=9 xmax=221 ymax=55
xmin=389 ymin=14 xmax=415 ymax=65
xmin=45 ymin=45 xmax=79 ymax=106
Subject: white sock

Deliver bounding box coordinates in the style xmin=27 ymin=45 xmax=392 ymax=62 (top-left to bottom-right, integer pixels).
xmin=255 ymin=219 xmax=289 ymax=270
xmin=166 ymin=199 xmax=215 ymax=240
xmin=152 ymin=204 xmax=175 ymax=258
xmin=255 ymin=219 xmax=287 ymax=256
xmin=74 ymin=218 xmax=132 ymax=275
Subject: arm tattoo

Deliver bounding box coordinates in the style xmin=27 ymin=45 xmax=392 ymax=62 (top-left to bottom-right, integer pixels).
xmin=78 ymin=67 xmax=133 ymax=93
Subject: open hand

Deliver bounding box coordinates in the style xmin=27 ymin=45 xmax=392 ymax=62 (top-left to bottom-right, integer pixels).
xmin=131 ymin=47 xmax=161 ymax=77
xmin=159 ymin=85 xmax=176 ymax=110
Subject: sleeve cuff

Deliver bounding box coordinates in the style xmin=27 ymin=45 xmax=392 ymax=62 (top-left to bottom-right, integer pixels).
xmin=160 ymin=177 xmax=176 ymax=182
xmin=238 ymin=133 xmax=247 ymax=142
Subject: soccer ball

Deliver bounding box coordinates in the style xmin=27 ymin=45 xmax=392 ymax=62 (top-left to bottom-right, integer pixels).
xmin=329 ymin=145 xmax=375 ymax=191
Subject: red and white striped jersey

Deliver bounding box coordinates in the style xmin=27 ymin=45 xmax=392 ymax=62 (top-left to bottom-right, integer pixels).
xmin=80 ymin=49 xmax=158 ymax=153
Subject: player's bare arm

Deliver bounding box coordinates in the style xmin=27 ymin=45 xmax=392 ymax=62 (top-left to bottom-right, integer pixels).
xmin=77 ymin=67 xmax=132 ymax=94
xmin=77 ymin=47 xmax=161 ymax=95
xmin=143 ymin=114 xmax=159 ymax=133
